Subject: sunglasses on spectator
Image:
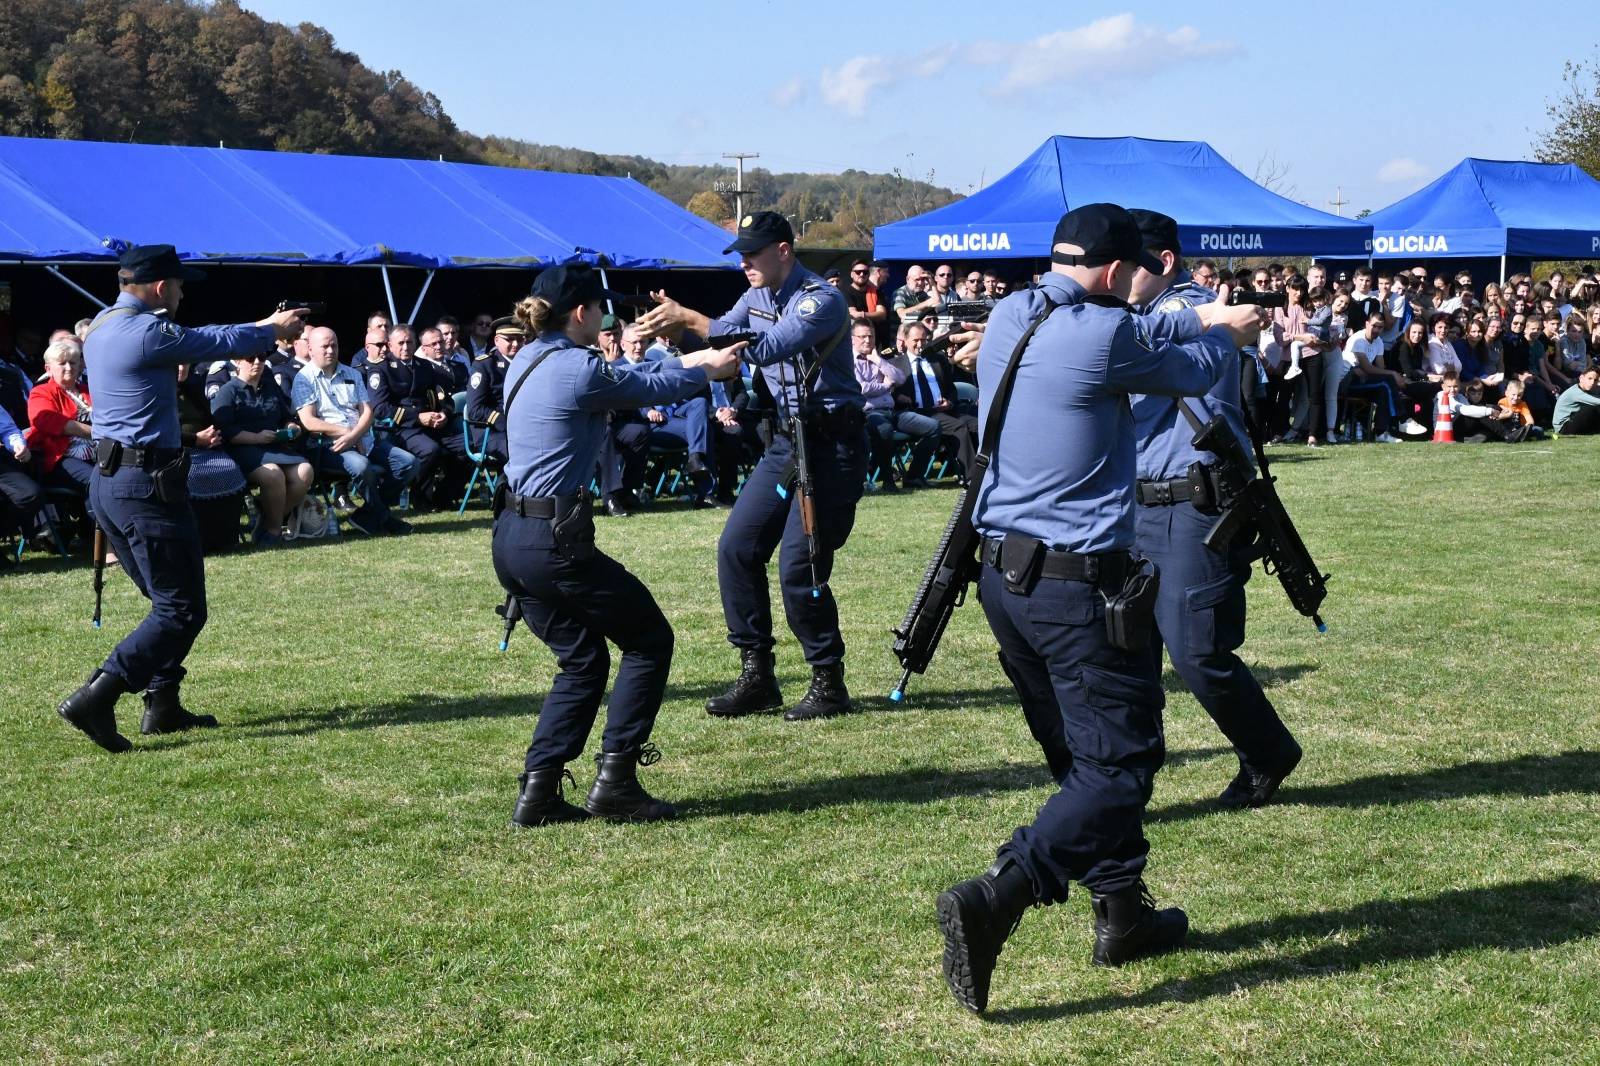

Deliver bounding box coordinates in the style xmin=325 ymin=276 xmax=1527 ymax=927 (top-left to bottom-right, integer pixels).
xmin=238 ymin=354 xmax=267 ymax=362
xmin=851 ymin=269 xmax=867 ymax=275
xmin=936 ymin=272 xmax=952 ymax=278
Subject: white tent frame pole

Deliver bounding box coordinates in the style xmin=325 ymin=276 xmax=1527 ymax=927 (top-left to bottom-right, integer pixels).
xmin=407 ymin=269 xmax=437 ymax=324
xmin=43 ymin=265 xmax=109 ymax=309
xmin=380 ymin=264 xmax=399 ymax=324
xmin=598 ymin=266 xmax=615 ymax=315
xmin=1500 ymin=255 xmax=1507 ymax=285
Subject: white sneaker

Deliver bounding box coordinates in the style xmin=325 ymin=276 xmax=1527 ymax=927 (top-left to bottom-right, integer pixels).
xmin=1399 ymin=418 xmax=1426 ymax=436
xmin=1375 ymin=432 xmax=1401 ymax=443
xmin=1283 ymin=365 xmax=1302 ymax=380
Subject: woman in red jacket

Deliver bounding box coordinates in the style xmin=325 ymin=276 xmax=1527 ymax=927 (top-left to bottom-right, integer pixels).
xmin=26 ymin=338 xmax=96 ymax=493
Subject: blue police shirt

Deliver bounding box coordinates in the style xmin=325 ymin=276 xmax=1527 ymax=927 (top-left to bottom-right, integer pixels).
xmin=504 ymin=334 xmax=709 ymax=498
xmin=83 ymin=293 xmax=275 ymax=449
xmin=972 ymin=272 xmax=1234 ymax=554
xmin=708 ymin=263 xmax=861 ymax=413
xmin=1130 ymin=271 xmax=1253 ymax=480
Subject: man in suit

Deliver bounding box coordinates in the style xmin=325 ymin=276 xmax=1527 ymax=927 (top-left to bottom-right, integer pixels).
xmin=894 ymin=322 xmax=977 ymax=485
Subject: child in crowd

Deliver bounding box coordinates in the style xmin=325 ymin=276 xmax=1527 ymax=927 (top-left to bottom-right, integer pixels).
xmin=1496 ymin=378 xmax=1543 ymax=438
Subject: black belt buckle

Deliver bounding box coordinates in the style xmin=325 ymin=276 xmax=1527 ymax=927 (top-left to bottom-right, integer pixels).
xmin=1145 ymin=480 xmax=1175 ymax=506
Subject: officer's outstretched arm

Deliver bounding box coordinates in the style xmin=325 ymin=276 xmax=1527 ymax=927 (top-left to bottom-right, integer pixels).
xmin=1137 ymin=306 xmax=1206 ymax=345
xmin=574 ymin=357 xmax=709 ymax=413
xmin=1108 ymin=318 xmax=1233 ymax=398
xmin=147 ymin=320 xmax=276 ymax=368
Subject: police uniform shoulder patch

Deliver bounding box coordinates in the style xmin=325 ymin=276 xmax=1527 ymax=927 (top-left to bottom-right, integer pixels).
xmin=796 ymin=295 xmax=821 ymax=317
xmin=368 ymin=372 xmax=382 ymax=389
xmin=1158 ymin=296 xmax=1188 ymax=314
xmin=159 ymin=320 xmax=183 ymax=339
xmin=205 ymin=383 xmax=220 ymax=398
xmin=470 ymin=371 xmax=483 ymax=390
xmin=596 ymin=359 xmax=619 ymax=382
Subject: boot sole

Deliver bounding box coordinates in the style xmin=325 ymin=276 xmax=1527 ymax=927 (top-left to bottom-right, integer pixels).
xmin=57 ymin=704 xmax=131 ymax=754
xmin=140 ymin=718 xmax=220 ymax=736
xmin=510 ymin=809 xmax=591 ymax=828
xmin=705 ymin=696 xmax=784 ymax=718
xmin=935 ymin=889 xmax=987 ymax=1014
xmin=783 ymin=702 xmax=856 ymax=722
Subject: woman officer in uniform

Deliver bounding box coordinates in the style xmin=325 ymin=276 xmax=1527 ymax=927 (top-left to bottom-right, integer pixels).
xmin=496 ymin=265 xmax=741 ymax=826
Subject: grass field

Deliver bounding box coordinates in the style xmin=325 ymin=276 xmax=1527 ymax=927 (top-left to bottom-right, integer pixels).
xmin=3 ymin=440 xmax=1598 ymax=1064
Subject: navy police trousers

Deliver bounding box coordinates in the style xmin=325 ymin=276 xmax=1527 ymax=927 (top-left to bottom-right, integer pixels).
xmin=90 ymin=465 xmax=208 ymax=693
xmin=979 ymin=563 xmax=1165 ymax=903
xmin=1135 ymin=500 xmax=1297 ymax=776
xmin=492 ymin=511 xmax=674 ymax=771
xmin=717 ymin=428 xmax=865 ymax=665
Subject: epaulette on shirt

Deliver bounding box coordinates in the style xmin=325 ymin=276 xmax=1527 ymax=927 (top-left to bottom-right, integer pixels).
xmin=473 ymin=352 xmax=492 ymax=362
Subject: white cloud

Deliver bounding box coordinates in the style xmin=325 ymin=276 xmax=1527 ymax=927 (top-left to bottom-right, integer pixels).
xmin=819 ymin=55 xmax=894 ymax=118
xmin=1377 ymin=157 xmax=1430 ymax=184
xmin=804 ymin=15 xmax=1236 ymax=118
xmin=770 ymin=76 xmax=806 ymax=109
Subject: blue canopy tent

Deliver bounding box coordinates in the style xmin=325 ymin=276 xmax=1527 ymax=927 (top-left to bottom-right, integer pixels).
xmin=1364 ymin=158 xmax=1600 ymax=279
xmin=0 ymin=135 xmax=737 ymax=317
xmin=874 ymin=135 xmax=1372 ymax=261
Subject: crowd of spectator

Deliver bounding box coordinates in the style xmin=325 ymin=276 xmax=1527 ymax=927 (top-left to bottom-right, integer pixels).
xmin=4 ymin=255 xmax=1599 ymax=564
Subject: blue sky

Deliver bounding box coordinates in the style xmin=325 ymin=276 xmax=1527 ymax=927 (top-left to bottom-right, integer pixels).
xmin=243 ymin=0 xmax=1583 ymax=217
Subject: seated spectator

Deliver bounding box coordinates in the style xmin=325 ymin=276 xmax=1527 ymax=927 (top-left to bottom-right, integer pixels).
xmin=1553 ymin=367 xmax=1600 ymax=435
xmin=369 ymin=324 xmax=464 ymax=510
xmin=417 ymin=325 xmax=469 ymax=391
xmin=891 ymin=266 xmax=940 ymax=339
xmin=1496 ymin=378 xmax=1541 ymax=438
xmin=1455 ymin=379 xmax=1529 ymax=443
xmin=1436 ymin=369 xmax=1504 ymax=441
xmin=466 ymin=312 xmax=495 ymax=357
xmin=849 ymin=321 xmax=911 ymax=491
xmin=465 ymin=316 xmax=523 ymax=465
xmin=706 ymin=363 xmax=759 ymax=506
xmin=1390 ymin=319 xmax=1441 ymax=432
xmin=0 ymin=394 xmax=45 ymax=547
xmin=1558 ymin=316 xmax=1589 ymax=375
xmin=1424 ymin=314 xmax=1463 ymax=380
xmin=267 ymin=327 xmax=310 ymax=397
xmin=1479 ymin=317 xmax=1507 ymax=386
xmin=1585 ymin=304 xmax=1600 ymax=357
xmin=594 ymin=337 xmax=649 ymax=517
xmin=436 ymin=315 xmax=475 ymax=382
xmin=1532 ymin=314 xmax=1572 ymax=396
xmin=212 ymin=353 xmax=313 ymax=547
xmin=894 ymin=323 xmax=976 ymax=484
xmin=292 ymin=326 xmax=415 ymax=537
xmin=1339 ymin=314 xmax=1405 ymax=442
xmin=26 ymin=338 xmax=97 ymax=494
xmin=623 ymin=325 xmax=712 ymax=506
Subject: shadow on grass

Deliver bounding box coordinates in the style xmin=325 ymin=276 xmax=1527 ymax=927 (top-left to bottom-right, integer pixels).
xmin=691 ymin=747 xmax=1231 ymax=818
xmin=1161 ymin=662 xmax=1316 ymax=694
xmin=1148 ymin=749 xmax=1600 ymax=825
xmin=987 ymin=874 xmax=1600 ymax=1023
xmin=231 ymin=692 xmax=534 ymax=739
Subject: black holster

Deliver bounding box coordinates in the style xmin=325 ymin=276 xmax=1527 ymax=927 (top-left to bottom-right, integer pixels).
xmin=95 ymin=438 xmax=122 ymax=476
xmin=1102 ymin=556 xmax=1160 ymax=651
xmin=550 ymin=494 xmax=595 ymax=562
xmin=150 ymin=452 xmax=191 ymax=505
xmin=999 ymin=534 xmax=1045 ymax=596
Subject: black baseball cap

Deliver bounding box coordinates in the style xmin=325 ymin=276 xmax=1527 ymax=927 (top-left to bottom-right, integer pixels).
xmin=529 ymin=264 xmax=623 ymax=316
xmin=1127 ymin=209 xmax=1182 ymax=257
xmin=723 ymin=210 xmax=794 ymax=255
xmin=118 ymin=243 xmax=205 ymax=284
xmin=1050 ymin=204 xmax=1162 ymax=274
xmin=823 ymin=267 xmax=841 ymax=281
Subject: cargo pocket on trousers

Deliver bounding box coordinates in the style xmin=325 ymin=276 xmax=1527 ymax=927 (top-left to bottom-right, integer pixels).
xmin=1074 ymin=662 xmax=1166 ymax=769
xmin=1184 ymin=572 xmax=1244 ymax=656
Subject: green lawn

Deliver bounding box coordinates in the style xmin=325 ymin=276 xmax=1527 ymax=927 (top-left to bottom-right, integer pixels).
xmin=3 ymin=440 xmax=1598 ymax=1064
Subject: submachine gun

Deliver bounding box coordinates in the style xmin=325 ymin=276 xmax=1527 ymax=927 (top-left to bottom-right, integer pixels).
xmin=1179 ymin=403 xmax=1329 ymax=632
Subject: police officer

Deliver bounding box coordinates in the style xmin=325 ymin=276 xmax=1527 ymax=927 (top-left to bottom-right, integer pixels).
xmin=56 ymin=244 xmax=305 ymax=753
xmin=638 ymin=211 xmax=867 ymax=721
xmin=1126 ymin=209 xmax=1302 ymax=809
xmin=933 ymin=205 xmax=1262 ymax=1014
xmin=465 ymin=315 xmax=522 ymax=464
xmin=496 ymin=264 xmax=740 ymax=826
xmin=369 ymin=323 xmax=463 ymax=507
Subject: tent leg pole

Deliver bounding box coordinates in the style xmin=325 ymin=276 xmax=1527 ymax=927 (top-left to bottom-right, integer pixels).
xmin=380 ymin=265 xmax=399 ymax=324
xmin=408 ymin=269 xmax=436 ymax=325
xmin=43 ymin=265 xmax=109 ymax=310
xmin=598 ymin=266 xmax=615 ymax=315
xmin=1500 ymin=255 xmax=1507 ymax=285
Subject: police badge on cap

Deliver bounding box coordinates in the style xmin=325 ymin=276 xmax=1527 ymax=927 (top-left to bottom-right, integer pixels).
xmin=723 ymin=211 xmax=795 ymax=255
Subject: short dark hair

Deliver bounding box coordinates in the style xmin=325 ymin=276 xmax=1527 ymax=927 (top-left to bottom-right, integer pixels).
xmin=436 ymin=314 xmax=460 ymax=329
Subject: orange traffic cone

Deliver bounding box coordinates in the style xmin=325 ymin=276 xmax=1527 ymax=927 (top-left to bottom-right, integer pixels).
xmin=1432 ymin=387 xmax=1455 ymax=443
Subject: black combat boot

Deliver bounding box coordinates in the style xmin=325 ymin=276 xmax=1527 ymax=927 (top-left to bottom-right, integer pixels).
xmin=1089 ymin=880 xmax=1189 ymax=967
xmin=705 ymin=648 xmax=782 ymax=718
xmin=57 ymin=670 xmax=132 ymax=754
xmin=935 ymin=855 xmax=1036 ymax=1014
xmin=1216 ymin=739 xmax=1302 ymax=810
xmin=140 ymin=685 xmax=220 ymax=736
xmin=584 ymin=744 xmax=677 ymax=822
xmin=511 ymin=767 xmax=590 ymax=827
xmin=783 ymin=662 xmax=854 ymax=721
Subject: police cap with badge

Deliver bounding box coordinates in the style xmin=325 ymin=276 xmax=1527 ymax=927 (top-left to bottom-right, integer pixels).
xmin=118 ymin=243 xmax=207 ymax=284
xmin=531 ymin=263 xmax=625 ymax=316
xmin=723 ymin=210 xmax=794 ymax=255
xmin=491 ymin=315 xmax=525 ymax=339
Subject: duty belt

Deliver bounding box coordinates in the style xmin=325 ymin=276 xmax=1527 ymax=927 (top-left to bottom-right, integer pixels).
xmin=1136 ymin=478 xmax=1197 ymax=506
xmin=507 ymin=494 xmax=557 ymax=518
xmin=95 ymin=439 xmax=184 ymax=471
xmin=980 ymin=536 xmax=1130 ymax=587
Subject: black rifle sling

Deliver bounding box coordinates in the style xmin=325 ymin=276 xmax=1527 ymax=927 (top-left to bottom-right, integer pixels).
xmin=1176 ymin=394 xmax=1273 ymax=478
xmin=975 ymin=295 xmax=1064 ymax=472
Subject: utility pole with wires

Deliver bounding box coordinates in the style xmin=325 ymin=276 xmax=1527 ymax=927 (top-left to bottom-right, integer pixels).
xmin=1329 ymin=186 xmax=1348 ymax=216
xmin=722 ymin=152 xmax=759 ymax=220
